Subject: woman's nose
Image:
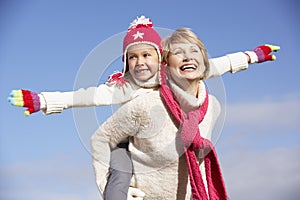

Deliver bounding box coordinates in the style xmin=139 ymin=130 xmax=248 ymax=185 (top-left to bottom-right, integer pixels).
xmin=182 ymin=52 xmax=192 ymax=61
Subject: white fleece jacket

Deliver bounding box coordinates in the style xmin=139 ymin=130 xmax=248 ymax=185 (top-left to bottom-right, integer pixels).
xmin=91 ymin=81 xmax=221 ymax=200
xmin=39 ymin=52 xmax=247 ymax=115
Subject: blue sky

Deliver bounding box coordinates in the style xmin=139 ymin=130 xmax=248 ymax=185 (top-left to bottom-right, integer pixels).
xmin=1 ymin=0 xmax=300 ymax=199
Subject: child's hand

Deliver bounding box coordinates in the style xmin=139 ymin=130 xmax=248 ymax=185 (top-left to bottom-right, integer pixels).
xmin=8 ymin=89 xmax=41 ymax=116
xmin=246 ymin=44 xmax=280 ymax=63
xmin=127 ymin=187 xmax=145 ymax=200
xmin=254 ymin=44 xmax=280 ymax=62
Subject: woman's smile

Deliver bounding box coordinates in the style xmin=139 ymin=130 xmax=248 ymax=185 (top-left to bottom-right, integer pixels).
xmin=180 ymin=64 xmax=197 ymax=71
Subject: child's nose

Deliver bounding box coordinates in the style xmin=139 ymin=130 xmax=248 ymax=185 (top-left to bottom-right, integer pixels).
xmin=137 ymin=56 xmax=145 ymax=65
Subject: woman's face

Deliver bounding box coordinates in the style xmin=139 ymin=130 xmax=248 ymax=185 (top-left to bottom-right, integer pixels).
xmin=167 ymin=43 xmax=206 ymax=85
xmin=127 ymin=43 xmax=160 ymax=82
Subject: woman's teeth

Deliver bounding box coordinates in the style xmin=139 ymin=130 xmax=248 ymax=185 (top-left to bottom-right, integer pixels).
xmin=180 ymin=65 xmax=196 ymax=71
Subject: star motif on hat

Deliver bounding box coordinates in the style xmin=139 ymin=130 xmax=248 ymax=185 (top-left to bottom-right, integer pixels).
xmin=133 ymin=31 xmax=144 ymax=40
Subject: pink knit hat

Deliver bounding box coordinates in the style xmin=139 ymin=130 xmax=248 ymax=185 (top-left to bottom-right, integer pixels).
xmin=108 ymin=16 xmax=162 ymax=84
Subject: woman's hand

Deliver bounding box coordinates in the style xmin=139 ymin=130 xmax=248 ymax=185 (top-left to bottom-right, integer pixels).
xmin=8 ymin=89 xmax=41 ymax=116
xmin=127 ymin=187 xmax=145 ymax=200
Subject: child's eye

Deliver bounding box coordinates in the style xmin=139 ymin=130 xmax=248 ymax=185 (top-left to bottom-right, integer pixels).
xmin=128 ymin=55 xmax=136 ymax=60
xmin=143 ymin=53 xmax=151 ymax=57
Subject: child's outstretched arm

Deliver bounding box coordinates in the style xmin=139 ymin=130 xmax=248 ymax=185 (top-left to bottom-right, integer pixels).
xmin=8 ymin=80 xmax=148 ymax=116
xmin=207 ymin=44 xmax=280 ymax=79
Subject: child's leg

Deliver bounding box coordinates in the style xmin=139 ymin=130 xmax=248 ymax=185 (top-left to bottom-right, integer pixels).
xmin=104 ymin=142 xmax=132 ymax=200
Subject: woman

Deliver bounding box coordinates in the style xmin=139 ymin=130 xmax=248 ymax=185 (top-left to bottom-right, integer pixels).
xmin=159 ymin=28 xmax=227 ymax=199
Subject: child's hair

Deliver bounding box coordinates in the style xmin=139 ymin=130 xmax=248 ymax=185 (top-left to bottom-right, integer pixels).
xmin=162 ymin=28 xmax=210 ymax=79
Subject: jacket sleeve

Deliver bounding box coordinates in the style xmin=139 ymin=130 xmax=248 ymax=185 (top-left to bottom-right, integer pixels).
xmin=90 ymin=97 xmax=149 ymax=194
xmin=39 ymin=82 xmax=139 ymax=115
xmin=207 ymin=52 xmax=249 ymax=79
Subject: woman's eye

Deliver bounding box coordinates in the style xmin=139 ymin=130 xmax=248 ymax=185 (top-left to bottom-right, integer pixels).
xmin=191 ymin=48 xmax=199 ymax=53
xmin=174 ymin=51 xmax=182 ymax=55
xmin=143 ymin=53 xmax=150 ymax=57
xmin=128 ymin=55 xmax=136 ymax=59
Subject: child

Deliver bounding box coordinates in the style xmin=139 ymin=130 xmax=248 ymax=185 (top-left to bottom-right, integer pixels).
xmin=8 ymin=15 xmax=279 ymax=200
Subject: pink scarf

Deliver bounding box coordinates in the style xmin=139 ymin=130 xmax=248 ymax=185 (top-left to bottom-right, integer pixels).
xmin=159 ymin=65 xmax=228 ymax=200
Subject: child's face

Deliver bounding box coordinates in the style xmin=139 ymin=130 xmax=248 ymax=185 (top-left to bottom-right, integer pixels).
xmin=127 ymin=44 xmax=160 ymax=82
xmin=167 ymin=43 xmax=206 ymax=83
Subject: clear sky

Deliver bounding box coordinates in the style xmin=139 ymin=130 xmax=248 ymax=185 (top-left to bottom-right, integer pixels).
xmin=1 ymin=0 xmax=300 ymax=200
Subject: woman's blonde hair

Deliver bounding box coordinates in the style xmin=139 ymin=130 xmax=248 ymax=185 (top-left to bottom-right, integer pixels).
xmin=162 ymin=28 xmax=210 ymax=79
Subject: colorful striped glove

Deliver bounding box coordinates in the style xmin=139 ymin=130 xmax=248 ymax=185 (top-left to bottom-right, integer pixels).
xmin=254 ymin=44 xmax=280 ymax=62
xmin=8 ymin=90 xmax=41 ymax=116
xmin=246 ymin=44 xmax=280 ymax=63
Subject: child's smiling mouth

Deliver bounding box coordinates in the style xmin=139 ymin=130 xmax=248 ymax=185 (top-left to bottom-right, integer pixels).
xmin=135 ymin=67 xmax=150 ymax=73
